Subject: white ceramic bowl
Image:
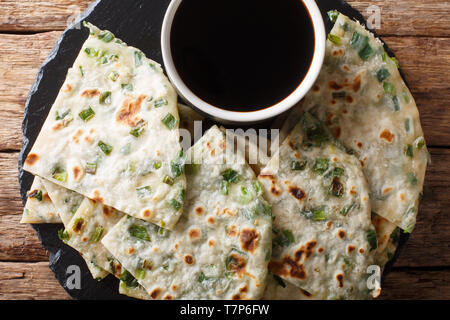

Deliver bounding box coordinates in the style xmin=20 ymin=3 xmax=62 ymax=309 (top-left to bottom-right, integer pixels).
xmin=161 ymin=0 xmax=326 ymax=124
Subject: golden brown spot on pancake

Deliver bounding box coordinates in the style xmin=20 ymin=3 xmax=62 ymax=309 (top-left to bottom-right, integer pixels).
xmin=82 ymin=237 xmax=88 ymax=242
xmin=384 ymin=187 xmax=393 ymax=194
xmin=52 ymin=122 xmax=63 ymax=131
xmin=271 ymin=186 xmax=281 ymax=197
xmin=208 ymin=239 xmax=215 ymax=247
xmin=128 ymin=247 xmax=135 ymax=254
xmin=305 ymin=241 xmax=317 ymax=258
xmin=25 ymin=153 xmax=39 ymax=166
xmin=327 ymin=221 xmax=333 ymax=229
xmin=156 ymin=150 xmax=161 ymax=157
xmin=195 ymin=207 xmax=204 ymax=216
xmin=219 ymin=140 xmax=227 ymax=150
xmin=206 ymin=142 xmax=211 ymax=149
xmin=343 ymin=109 xmax=348 ymax=114
xmin=207 ymin=216 xmax=216 ymax=224
xmin=294 ymin=152 xmax=301 ymax=159
xmin=143 ymin=209 xmax=151 ymax=218
xmin=73 ymin=129 xmax=83 ymax=142
xmin=352 ymin=75 xmax=362 ymax=92
xmin=380 ymin=129 xmax=395 ymax=143
xmin=326 ymin=113 xmax=335 ymax=126
xmin=318 ymin=247 xmax=324 ymax=253
xmin=239 ymin=286 xmax=248 ymax=293
xmin=332 ymin=49 xmax=344 ymax=56
xmin=228 ymin=253 xmax=247 ymax=277
xmin=289 ymin=186 xmax=306 ymax=201
xmin=81 ymin=89 xmax=100 ymax=97
xmin=84 ymin=135 xmax=93 ymax=144
xmin=227 ymin=225 xmax=238 ymax=237
xmin=333 ymin=127 xmax=342 ymax=138
xmin=359 ymin=248 xmax=365 ymax=254
xmin=174 ymin=243 xmax=179 ymax=250
xmin=343 ymin=65 xmax=350 ymax=72
xmin=240 ymin=228 xmax=260 ymax=253
xmin=331 ymin=100 xmax=336 ymax=105
xmin=116 ymin=94 xmax=147 ymax=127
xmin=73 ymin=219 xmax=84 ymax=233
xmin=150 ymin=288 xmax=161 ymax=299
xmin=288 ymin=139 xmax=296 ymax=150
xmin=357 ymin=142 xmax=363 ymax=149
xmin=338 ymin=230 xmax=346 ymax=239
xmin=232 ymin=294 xmax=241 ymax=300
xmin=348 ymin=245 xmax=356 ymax=254
xmin=184 ymin=255 xmax=194 ymax=265
xmin=269 ymin=258 xmax=307 ymax=280
xmin=102 ymin=206 xmax=114 ymax=217
xmin=346 ymin=95 xmax=354 ymax=104
xmin=336 ymin=274 xmax=344 ymax=288
xmin=73 ymin=166 xmax=82 ymax=181
xmin=171 ymin=285 xmax=178 ymax=291
xmin=349 ymin=187 xmax=357 ymax=196
xmin=400 ymin=193 xmax=405 ymax=201
xmin=42 ymin=193 xmax=51 ymax=201
xmin=259 ymin=174 xmax=276 ymax=184
xmin=163 ymin=295 xmax=173 ymax=300
xmin=295 ymin=249 xmax=304 ymax=261
xmin=312 ymin=85 xmax=320 ymax=92
xmin=92 ymin=190 xmax=104 ymax=204
xmin=329 ymin=81 xmax=343 ymax=90
xmin=65 ymin=84 xmax=72 ymax=92
xmin=188 ymin=228 xmax=200 ymax=240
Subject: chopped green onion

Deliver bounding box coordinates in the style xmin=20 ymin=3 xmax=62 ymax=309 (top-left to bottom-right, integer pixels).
xmin=135 ymin=268 xmax=146 ymax=280
xmin=128 ymin=225 xmax=151 ymax=241
xmin=406 ymin=144 xmax=414 ymax=158
xmin=56 ymin=109 xmax=70 ymax=121
xmin=359 ymin=44 xmax=374 ymax=60
xmin=391 ymin=57 xmax=400 ymax=68
xmin=79 ymin=66 xmax=84 ymax=77
xmin=98 ymin=141 xmax=113 ymax=155
xmin=403 ymin=91 xmax=411 ymax=104
xmin=90 ymin=226 xmax=104 ymax=242
xmin=153 ymin=161 xmax=162 ymax=170
xmin=136 ymin=186 xmax=151 ymax=199
xmin=340 ymin=203 xmax=356 ymax=216
xmin=108 ymin=71 xmax=119 ymax=81
xmin=185 ymin=163 xmax=200 ymax=175
xmin=367 ymin=230 xmax=378 ymax=251
xmin=161 ymin=113 xmax=178 ymax=130
xmin=121 ymin=83 xmax=133 ymax=91
xmin=99 ymin=91 xmax=112 ymax=105
xmin=222 ymin=169 xmax=240 ymax=183
xmin=332 ymin=167 xmax=344 ymax=177
xmin=407 ymin=172 xmax=418 ymax=186
xmin=313 ymin=208 xmax=327 ymax=221
xmin=120 ymin=270 xmax=138 ymax=288
xmin=85 ymin=162 xmax=97 ymax=175
xmin=130 ymin=120 xmax=147 ymax=138
xmin=393 ymin=96 xmax=401 ymax=111
xmin=383 ymin=82 xmax=396 ymax=95
xmin=405 ymin=119 xmax=411 ymax=133
xmin=376 ymin=68 xmax=390 ymax=82
xmin=171 ymin=151 xmax=185 ymax=178
xmin=350 ymin=32 xmax=374 ymax=60
xmin=328 ymin=34 xmax=341 ymax=45
xmin=79 ymin=107 xmax=95 ymax=122
xmin=169 ymin=199 xmax=182 ymax=211
xmin=84 ymin=47 xmax=97 ymax=57
xmin=221 ymin=180 xmax=230 ymax=195
xmin=134 ymin=51 xmax=143 ymax=67
xmin=52 ymin=167 xmax=68 ymax=183
xmin=163 ymin=175 xmax=174 ymax=185
xmin=58 ymin=228 xmax=70 ymax=242
xmin=252 ymin=181 xmax=263 ymax=195
xmin=313 ymin=158 xmax=329 ymax=175
xmin=274 ymin=230 xmax=295 ymax=247
xmin=327 ymin=10 xmax=339 ymax=23
xmin=255 ymin=200 xmax=273 ymax=218
xmin=28 ymin=189 xmax=43 ymax=201
xmin=414 ymin=136 xmax=425 ymax=150
xmin=291 ymin=160 xmax=307 ymax=171
xmin=154 ymin=98 xmax=168 ymax=108
xmin=98 ymin=30 xmax=115 ymax=43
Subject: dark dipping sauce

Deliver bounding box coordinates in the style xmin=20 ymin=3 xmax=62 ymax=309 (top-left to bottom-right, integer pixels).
xmin=170 ymin=0 xmax=315 ymax=112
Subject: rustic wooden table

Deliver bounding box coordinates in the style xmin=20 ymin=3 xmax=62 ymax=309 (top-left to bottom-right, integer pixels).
xmin=0 ymin=0 xmax=448 ymax=300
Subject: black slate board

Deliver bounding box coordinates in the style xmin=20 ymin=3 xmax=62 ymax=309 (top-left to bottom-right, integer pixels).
xmin=18 ymin=0 xmax=408 ymax=300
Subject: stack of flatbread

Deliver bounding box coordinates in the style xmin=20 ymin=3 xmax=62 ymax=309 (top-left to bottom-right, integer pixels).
xmin=21 ymin=12 xmax=428 ymax=300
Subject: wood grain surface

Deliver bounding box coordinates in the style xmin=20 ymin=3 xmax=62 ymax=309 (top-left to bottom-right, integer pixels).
xmin=0 ymin=0 xmax=448 ymax=300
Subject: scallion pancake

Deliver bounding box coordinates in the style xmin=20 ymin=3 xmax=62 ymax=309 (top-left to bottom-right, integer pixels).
xmin=23 ymin=23 xmax=186 ymax=230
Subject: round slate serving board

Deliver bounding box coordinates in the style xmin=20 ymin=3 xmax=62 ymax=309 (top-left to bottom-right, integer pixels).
xmin=18 ymin=0 xmax=409 ymax=300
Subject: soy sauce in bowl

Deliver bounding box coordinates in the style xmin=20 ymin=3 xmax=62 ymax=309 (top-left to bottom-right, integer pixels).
xmin=170 ymin=0 xmax=315 ymax=112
